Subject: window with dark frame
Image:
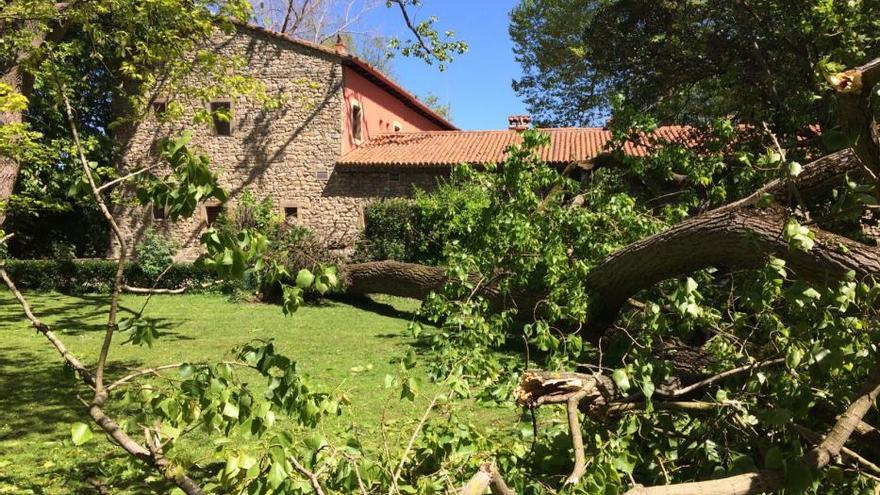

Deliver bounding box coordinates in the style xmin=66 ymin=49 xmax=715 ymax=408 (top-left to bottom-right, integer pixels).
xmin=152 ymin=204 xmax=166 ymax=221
xmin=351 ymin=101 xmax=363 ymax=142
xmin=205 ymin=205 xmax=224 ymax=226
xmin=152 ymin=101 xmax=167 ymax=116
xmin=284 ymin=207 xmax=299 ymax=223
xmin=315 ymin=169 xmax=329 ymax=181
xmin=210 ymin=101 xmax=232 ymax=136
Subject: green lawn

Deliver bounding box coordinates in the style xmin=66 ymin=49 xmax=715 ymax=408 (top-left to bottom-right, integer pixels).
xmin=0 ymin=292 xmax=508 ymax=494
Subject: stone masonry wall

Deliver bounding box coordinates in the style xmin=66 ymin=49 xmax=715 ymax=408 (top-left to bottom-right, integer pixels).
xmin=116 ymin=27 xmax=446 ymax=261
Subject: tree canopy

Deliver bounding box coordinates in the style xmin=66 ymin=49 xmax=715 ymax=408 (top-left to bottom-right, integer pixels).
xmin=510 ymin=0 xmax=880 ymax=137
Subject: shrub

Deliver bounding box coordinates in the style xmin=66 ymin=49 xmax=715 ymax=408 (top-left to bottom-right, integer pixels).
xmin=3 ymin=259 xmax=216 ymax=294
xmin=352 ymin=181 xmax=490 ymax=265
xmin=135 ymin=228 xmax=177 ymax=277
xmin=351 ymin=198 xmax=424 ymax=263
xmin=210 ymin=191 xmax=340 ymax=299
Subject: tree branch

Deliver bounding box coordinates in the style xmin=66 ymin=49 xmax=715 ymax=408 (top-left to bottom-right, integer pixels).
xmin=0 ymin=265 xmax=94 ymax=387
xmin=585 ymin=149 xmax=879 ymax=335
xmin=61 ymin=91 xmax=128 ymax=396
xmin=566 ymin=391 xmax=588 ymax=485
xmin=290 ymin=455 xmax=326 ymax=495
xmin=388 ymin=396 xmax=437 ymax=495
xmin=389 ymin=0 xmax=432 ymax=56
xmin=624 ymin=360 xmax=880 ymax=495
xmin=827 ymin=57 xmax=880 ymax=179
xmin=459 ymin=463 xmax=515 ymax=495
xmin=655 ymin=358 xmax=785 ymax=398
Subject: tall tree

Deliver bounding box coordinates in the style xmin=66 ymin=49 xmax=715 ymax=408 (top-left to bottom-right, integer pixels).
xmin=509 ymin=0 xmax=880 ymax=139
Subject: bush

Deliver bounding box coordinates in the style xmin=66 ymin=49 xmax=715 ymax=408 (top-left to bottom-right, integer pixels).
xmin=135 ymin=228 xmax=178 ymax=277
xmin=352 ymin=181 xmax=490 ymax=265
xmin=3 ymin=259 xmax=216 ymax=294
xmin=211 ymin=191 xmax=341 ymax=299
xmin=351 ymin=198 xmax=425 ymax=263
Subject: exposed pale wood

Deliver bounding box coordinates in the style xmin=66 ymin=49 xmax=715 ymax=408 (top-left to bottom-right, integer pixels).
xmin=458 ymin=463 xmax=515 ymax=495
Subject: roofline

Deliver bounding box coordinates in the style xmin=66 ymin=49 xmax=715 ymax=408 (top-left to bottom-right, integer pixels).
xmin=231 ymin=21 xmax=458 ymax=131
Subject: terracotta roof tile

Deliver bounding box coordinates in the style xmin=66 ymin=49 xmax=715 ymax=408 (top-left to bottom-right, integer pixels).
xmin=337 ymin=126 xmax=700 ymax=168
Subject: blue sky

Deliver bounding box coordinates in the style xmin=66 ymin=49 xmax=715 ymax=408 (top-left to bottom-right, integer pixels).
xmin=362 ymin=0 xmax=528 ymax=130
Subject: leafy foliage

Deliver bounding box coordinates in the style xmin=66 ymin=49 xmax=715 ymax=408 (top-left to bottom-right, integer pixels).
xmin=510 ymin=0 xmax=880 ymax=140
xmin=384 ymin=0 xmax=469 ymax=71
xmin=135 ymin=228 xmax=178 ymax=278
xmin=2 ymin=258 xmax=216 ymax=293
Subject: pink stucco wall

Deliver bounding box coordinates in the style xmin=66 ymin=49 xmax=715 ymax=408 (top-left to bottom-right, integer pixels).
xmin=342 ymin=65 xmax=449 ymax=153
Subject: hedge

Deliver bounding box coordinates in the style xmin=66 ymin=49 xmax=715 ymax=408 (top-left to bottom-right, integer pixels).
xmin=2 ymin=259 xmax=217 ymax=294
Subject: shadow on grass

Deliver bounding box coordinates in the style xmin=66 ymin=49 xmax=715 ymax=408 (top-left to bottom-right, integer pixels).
xmin=331 ymin=294 xmax=426 ymax=324
xmin=0 ymin=349 xmax=85 ymax=441
xmin=0 ymin=292 xmax=191 ymax=341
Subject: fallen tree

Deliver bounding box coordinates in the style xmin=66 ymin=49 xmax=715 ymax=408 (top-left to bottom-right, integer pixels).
xmin=336 ymin=58 xmax=880 ymax=494
xmin=342 ymin=147 xmax=880 ymax=334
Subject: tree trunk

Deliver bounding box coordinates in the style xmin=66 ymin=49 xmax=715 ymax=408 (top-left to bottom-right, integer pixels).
xmin=342 ymin=260 xmax=448 ymax=300
xmin=0 ymin=17 xmax=68 ymax=225
xmin=0 ymin=65 xmax=23 ymax=225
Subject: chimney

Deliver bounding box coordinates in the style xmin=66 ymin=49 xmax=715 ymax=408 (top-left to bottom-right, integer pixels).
xmin=335 ymin=34 xmax=347 ymax=56
xmin=508 ymin=114 xmax=531 ymax=131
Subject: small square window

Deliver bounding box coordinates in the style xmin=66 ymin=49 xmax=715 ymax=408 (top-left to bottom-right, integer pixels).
xmin=205 ymin=205 xmax=224 ymax=226
xmin=389 ymin=172 xmax=400 ymax=182
xmin=210 ymin=101 xmax=232 ymax=136
xmin=315 ymin=170 xmax=329 ymax=181
xmin=152 ymin=204 xmax=166 ymax=221
xmin=152 ymin=101 xmax=167 ymax=116
xmin=284 ymin=207 xmax=299 ymax=223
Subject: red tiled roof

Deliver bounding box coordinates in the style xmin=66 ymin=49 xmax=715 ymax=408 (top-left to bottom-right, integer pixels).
xmin=337 ymin=126 xmax=699 ymax=168
xmin=233 ymin=22 xmax=457 ymax=131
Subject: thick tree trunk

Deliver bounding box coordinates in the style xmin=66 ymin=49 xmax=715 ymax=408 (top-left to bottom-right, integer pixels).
xmin=584 ymin=148 xmax=880 ymax=333
xmin=0 ymin=66 xmax=23 ymax=225
xmin=0 ymin=16 xmax=69 ymax=225
xmin=342 ymin=260 xmax=448 ymax=300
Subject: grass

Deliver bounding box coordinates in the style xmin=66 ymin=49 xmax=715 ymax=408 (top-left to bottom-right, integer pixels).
xmin=0 ymin=291 xmax=510 ymax=494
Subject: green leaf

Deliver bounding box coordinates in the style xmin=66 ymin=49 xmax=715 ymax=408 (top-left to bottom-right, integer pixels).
xmin=267 ymin=460 xmax=287 ymax=489
xmin=784 ymin=459 xmax=814 ymax=493
xmin=304 ymin=433 xmax=327 ymax=451
xmin=786 ymin=346 xmax=804 ymax=370
xmin=70 ymin=422 xmax=93 ymax=446
xmin=222 ymin=401 xmax=240 ymax=419
xmin=295 ymin=269 xmax=315 ymax=289
xmin=765 ymin=447 xmax=783 ymax=470
xmin=611 ymin=369 xmax=631 ymax=392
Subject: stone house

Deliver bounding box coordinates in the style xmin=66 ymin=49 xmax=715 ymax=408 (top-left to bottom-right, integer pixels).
xmin=114 ymin=23 xmax=701 ymax=260
xmin=117 ymin=23 xmax=457 ymax=259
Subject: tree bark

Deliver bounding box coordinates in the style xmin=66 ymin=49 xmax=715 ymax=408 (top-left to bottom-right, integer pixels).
xmin=583 ymin=148 xmax=880 ymax=334
xmin=342 ymin=260 xmax=448 ymax=300
xmin=623 ymin=361 xmax=880 ymax=495
xmin=0 ymin=13 xmax=71 ymax=224
xmin=828 ymin=57 xmax=880 ymax=179
xmin=0 ymin=57 xmax=26 ymax=225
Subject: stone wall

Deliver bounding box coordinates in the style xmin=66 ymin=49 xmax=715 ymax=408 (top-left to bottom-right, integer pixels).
xmin=116 ymin=26 xmax=446 ymax=261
